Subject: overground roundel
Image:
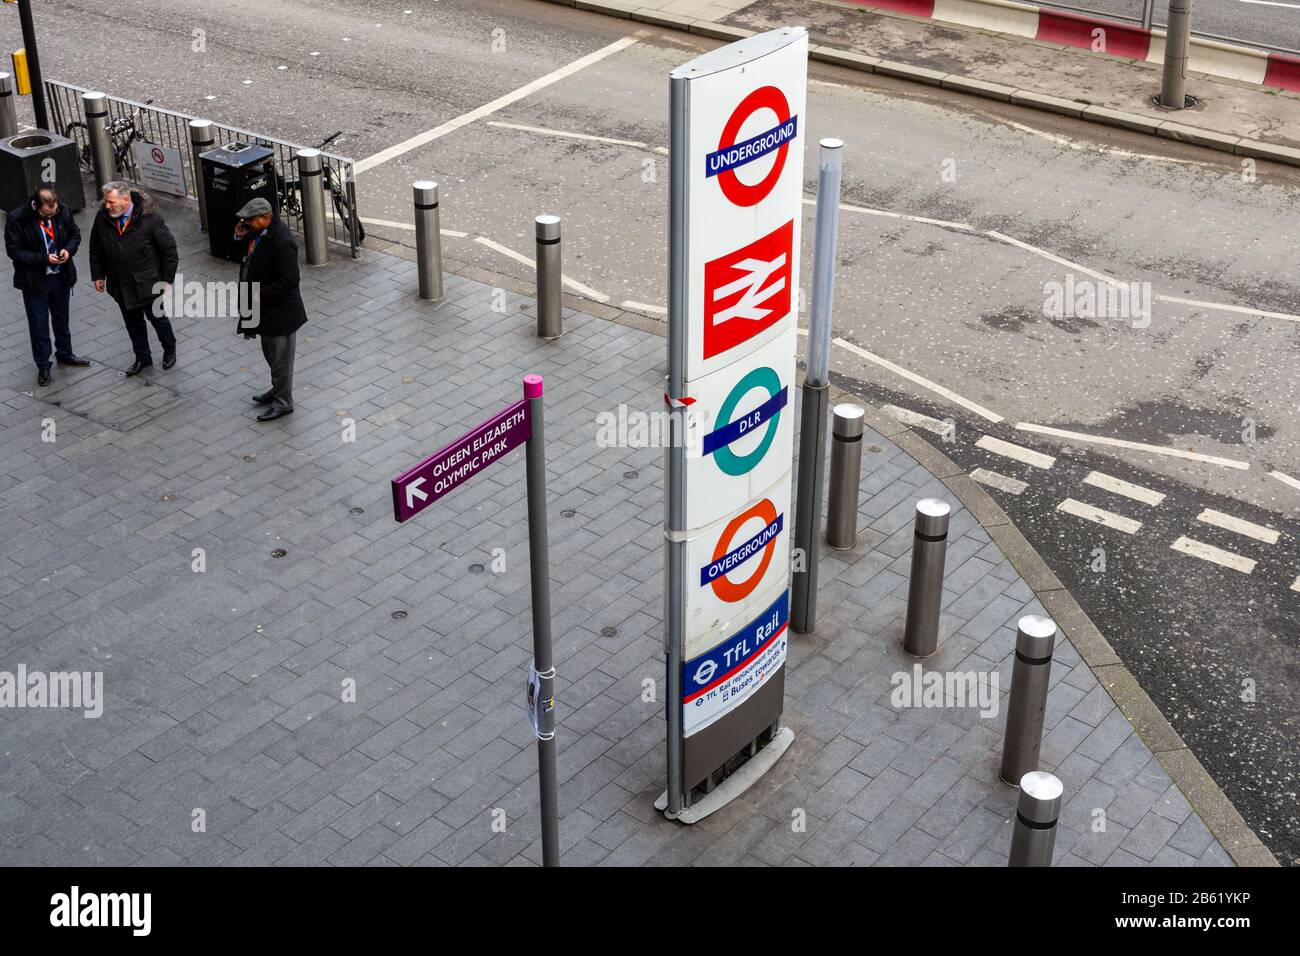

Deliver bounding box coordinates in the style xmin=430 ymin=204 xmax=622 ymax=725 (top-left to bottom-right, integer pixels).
xmin=708 ymin=366 xmax=786 ymax=476
xmin=710 ymin=85 xmax=795 ymax=208
xmin=707 ymin=499 xmax=779 ymax=603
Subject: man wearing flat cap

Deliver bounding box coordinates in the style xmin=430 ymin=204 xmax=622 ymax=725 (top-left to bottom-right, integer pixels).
xmin=234 ymin=197 xmax=307 ymax=422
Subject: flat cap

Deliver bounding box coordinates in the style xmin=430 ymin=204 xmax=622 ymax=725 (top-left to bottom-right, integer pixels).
xmin=234 ymin=197 xmax=273 ymax=218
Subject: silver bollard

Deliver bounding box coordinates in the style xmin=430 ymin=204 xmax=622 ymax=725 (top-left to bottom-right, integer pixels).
xmin=82 ymin=91 xmax=116 ymax=192
xmin=535 ymin=214 xmax=562 ymax=339
xmin=188 ymin=120 xmax=215 ymax=232
xmin=296 ymin=148 xmax=328 ymax=266
xmin=0 ymin=73 xmax=17 ymax=139
xmin=902 ymin=499 xmax=951 ymax=657
xmin=413 ymin=180 xmax=443 ymax=301
xmin=1000 ymin=614 xmax=1058 ymax=785
xmin=826 ymin=403 xmax=865 ymax=550
xmin=1008 ymin=771 xmax=1063 ymax=866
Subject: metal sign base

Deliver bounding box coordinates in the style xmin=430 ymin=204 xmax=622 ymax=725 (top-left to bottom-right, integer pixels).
xmin=656 ymin=727 xmax=794 ymax=824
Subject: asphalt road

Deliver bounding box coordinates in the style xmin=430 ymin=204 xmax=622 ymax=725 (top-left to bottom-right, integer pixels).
xmin=3 ymin=0 xmax=1296 ymax=863
xmin=1036 ymin=0 xmax=1300 ymax=54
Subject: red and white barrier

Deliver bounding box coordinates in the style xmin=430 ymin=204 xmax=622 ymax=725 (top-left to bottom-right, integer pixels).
xmin=842 ymin=0 xmax=1300 ymax=92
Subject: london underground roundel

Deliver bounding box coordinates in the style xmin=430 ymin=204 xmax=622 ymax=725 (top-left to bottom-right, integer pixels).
xmin=707 ymin=85 xmax=797 ymax=208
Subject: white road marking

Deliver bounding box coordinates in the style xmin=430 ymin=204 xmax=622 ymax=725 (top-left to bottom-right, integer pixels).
xmin=882 ymin=404 xmax=950 ymax=436
xmin=1240 ymin=0 xmax=1300 ymax=8
xmin=1270 ymin=470 xmax=1300 ymax=492
xmin=473 ymin=236 xmax=610 ymax=302
xmin=1015 ymin=422 xmax=1251 ymax=470
xmin=359 ymin=217 xmax=469 ymax=237
xmin=1155 ymin=294 xmax=1300 ymax=324
xmin=1003 ymin=119 xmax=1210 ymax=167
xmin=1171 ymin=536 xmax=1256 ymax=574
xmin=1291 ymin=576 xmax=1300 ymax=592
xmin=1057 ymin=498 xmax=1142 ymax=534
xmin=831 ymin=337 xmax=1004 ymax=423
xmin=621 ymin=300 xmax=667 ymax=316
xmin=487 ymin=121 xmax=669 ymax=154
xmin=354 ymin=33 xmax=642 ymax=173
xmin=976 ymin=435 xmax=1056 ymax=470
xmin=970 ymin=468 xmax=1027 ymax=495
xmin=1195 ymin=508 xmax=1280 ymax=545
xmin=811 ymin=197 xmax=974 ymax=233
xmin=987 ymin=230 xmax=1121 ymax=288
xmin=1083 ymin=470 xmax=1166 ymax=506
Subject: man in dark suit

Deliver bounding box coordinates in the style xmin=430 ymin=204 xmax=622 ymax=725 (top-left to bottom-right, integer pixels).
xmin=234 ymin=198 xmax=307 ymax=422
xmin=5 ymin=186 xmax=91 ymax=386
xmin=88 ymin=182 xmax=178 ymax=376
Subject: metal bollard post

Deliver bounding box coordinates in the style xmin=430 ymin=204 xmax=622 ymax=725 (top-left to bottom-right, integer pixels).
xmin=0 ymin=73 xmax=16 ymax=139
xmin=535 ymin=214 xmax=562 ymax=339
xmin=296 ymin=148 xmax=329 ymax=266
xmin=1000 ymin=615 xmax=1058 ymax=785
xmin=902 ymin=499 xmax=951 ymax=657
xmin=188 ymin=119 xmax=215 ymax=233
xmin=413 ymin=180 xmax=443 ymax=301
xmin=826 ymin=403 xmax=865 ymax=550
xmin=1160 ymin=0 xmax=1194 ymax=109
xmin=82 ymin=91 xmax=116 ymax=192
xmin=1008 ymin=771 xmax=1063 ymax=866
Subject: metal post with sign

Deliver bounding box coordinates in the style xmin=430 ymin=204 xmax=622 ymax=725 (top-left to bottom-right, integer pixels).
xmin=391 ymin=375 xmax=559 ymax=865
xmin=660 ymin=27 xmax=808 ymax=822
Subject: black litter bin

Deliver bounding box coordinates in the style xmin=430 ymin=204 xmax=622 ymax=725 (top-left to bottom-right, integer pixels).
xmin=0 ymin=131 xmax=85 ymax=214
xmin=199 ymin=141 xmax=277 ymax=262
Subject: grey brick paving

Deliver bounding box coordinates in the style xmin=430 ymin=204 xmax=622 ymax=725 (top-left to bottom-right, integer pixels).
xmin=0 ymin=195 xmax=1232 ymax=867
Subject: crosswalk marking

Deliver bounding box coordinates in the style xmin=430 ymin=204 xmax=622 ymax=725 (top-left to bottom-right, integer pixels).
xmin=1082 ymin=471 xmax=1165 ymax=506
xmin=1057 ymin=498 xmax=1142 ymax=534
xmin=970 ymin=468 xmax=1028 ymax=495
xmin=883 ymin=404 xmax=951 ymax=437
xmin=1195 ymin=509 xmax=1280 ymax=545
xmin=976 ymin=436 xmax=1056 ymax=470
xmin=1170 ymin=536 xmax=1257 ymax=574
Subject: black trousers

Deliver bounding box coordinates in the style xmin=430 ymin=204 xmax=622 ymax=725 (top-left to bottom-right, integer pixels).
xmin=119 ymin=300 xmax=176 ymax=362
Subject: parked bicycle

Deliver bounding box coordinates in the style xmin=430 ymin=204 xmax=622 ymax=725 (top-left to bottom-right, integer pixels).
xmin=272 ymin=131 xmax=365 ymax=242
xmin=64 ymin=99 xmax=155 ymax=179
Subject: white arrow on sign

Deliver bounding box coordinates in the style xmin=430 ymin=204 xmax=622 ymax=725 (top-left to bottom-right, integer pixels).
xmin=405 ymin=477 xmax=429 ymax=509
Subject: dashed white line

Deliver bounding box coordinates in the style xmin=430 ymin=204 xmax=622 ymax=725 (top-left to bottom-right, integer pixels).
xmin=970 ymin=468 xmax=1027 ymax=495
xmin=1171 ymin=536 xmax=1257 ymax=574
xmin=882 ymin=404 xmax=950 ymax=436
xmin=1015 ymin=423 xmax=1251 ymax=470
xmin=1057 ymin=498 xmax=1142 ymax=534
xmin=812 ymin=197 xmax=974 ymax=233
xmin=487 ymin=121 xmax=669 ymax=154
xmin=1269 ymin=470 xmax=1300 ymax=492
xmin=1195 ymin=509 xmax=1280 ymax=545
xmin=832 ymin=338 xmax=1004 ymax=423
xmin=354 ymin=33 xmax=642 ymax=173
xmin=474 ymin=236 xmax=610 ymax=302
xmin=1155 ymin=294 xmax=1300 ymax=324
xmin=1083 ymin=471 xmax=1166 ymax=506
xmin=976 ymin=435 xmax=1056 ymax=470
xmin=359 ymin=217 xmax=469 ymax=237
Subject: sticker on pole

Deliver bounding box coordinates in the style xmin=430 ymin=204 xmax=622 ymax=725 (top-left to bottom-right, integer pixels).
xmin=682 ymin=588 xmax=788 ymax=737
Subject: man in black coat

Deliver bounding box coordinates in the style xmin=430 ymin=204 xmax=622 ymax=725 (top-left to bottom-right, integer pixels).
xmin=88 ymin=182 xmax=179 ymax=376
xmin=5 ymin=186 xmax=91 ymax=386
xmin=233 ymin=197 xmax=307 ymax=422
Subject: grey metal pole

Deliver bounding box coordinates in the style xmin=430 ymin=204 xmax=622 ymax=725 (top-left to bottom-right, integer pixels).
xmin=0 ymin=73 xmax=17 ymax=139
xmin=413 ymin=180 xmax=443 ymax=301
xmin=1141 ymin=0 xmax=1155 ymax=30
xmin=902 ymin=499 xmax=950 ymax=657
xmin=16 ymin=0 xmax=48 ymax=132
xmin=523 ymin=374 xmax=559 ymax=867
xmin=1008 ymin=771 xmax=1063 ymax=867
xmin=826 ymin=403 xmax=865 ymax=550
xmin=664 ymin=72 xmax=688 ymax=817
xmin=296 ymin=148 xmax=329 ymax=266
xmin=535 ymin=215 xmax=562 ymax=339
xmin=1000 ymin=615 xmax=1058 ymax=786
xmin=1160 ymin=0 xmax=1194 ymax=109
xmin=188 ymin=119 xmax=214 ymax=233
xmin=790 ymin=138 xmax=844 ymax=634
xmin=82 ymin=91 xmax=115 ymax=192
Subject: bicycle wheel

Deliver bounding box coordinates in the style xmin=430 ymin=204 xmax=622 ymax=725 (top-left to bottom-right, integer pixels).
xmin=331 ymin=184 xmax=365 ymax=242
xmin=64 ymin=121 xmax=92 ymax=170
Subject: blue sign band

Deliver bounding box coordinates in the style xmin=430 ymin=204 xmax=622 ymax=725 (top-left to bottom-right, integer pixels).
xmin=703 ymin=385 xmax=787 ymax=456
xmin=682 ymin=590 xmax=789 ymax=703
xmin=700 ymin=515 xmax=783 ymax=587
xmin=705 ymin=117 xmax=799 ymax=178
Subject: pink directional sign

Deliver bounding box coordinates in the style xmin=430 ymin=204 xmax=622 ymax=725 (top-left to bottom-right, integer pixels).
xmin=391 ymin=399 xmax=531 ymax=522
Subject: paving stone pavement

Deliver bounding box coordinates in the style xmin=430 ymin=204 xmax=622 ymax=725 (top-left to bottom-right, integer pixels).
xmin=0 ymin=193 xmax=1231 ymax=867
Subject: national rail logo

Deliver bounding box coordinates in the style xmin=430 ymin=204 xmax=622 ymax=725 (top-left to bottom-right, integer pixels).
xmin=703 ymin=219 xmax=794 ymax=360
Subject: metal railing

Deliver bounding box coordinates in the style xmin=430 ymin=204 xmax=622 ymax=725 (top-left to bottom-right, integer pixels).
xmin=44 ymin=79 xmax=361 ymax=258
xmin=1034 ymin=0 xmax=1300 ymax=58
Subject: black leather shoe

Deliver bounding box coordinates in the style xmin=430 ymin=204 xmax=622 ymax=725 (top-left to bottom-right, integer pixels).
xmin=252 ymin=391 xmax=274 ymax=405
xmin=257 ymin=407 xmax=293 ymax=422
xmin=57 ymin=355 xmax=91 ymax=368
xmin=162 ymin=352 xmax=177 ymax=370
xmin=125 ymin=359 xmax=153 ymax=377
xmin=37 ymin=369 xmax=51 ymax=386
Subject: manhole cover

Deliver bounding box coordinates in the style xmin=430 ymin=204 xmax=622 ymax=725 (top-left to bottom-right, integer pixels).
xmin=469 ymin=563 xmax=485 ymax=574
xmin=391 ymin=610 xmax=408 ymax=620
xmin=600 ymin=626 xmax=618 ymax=638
